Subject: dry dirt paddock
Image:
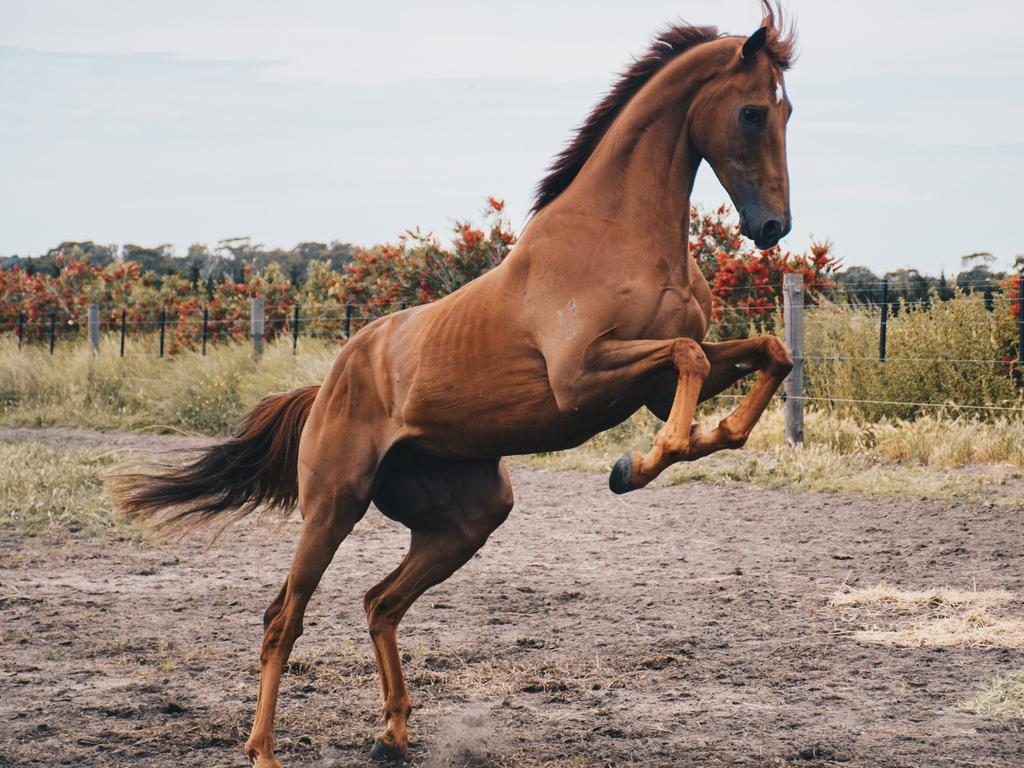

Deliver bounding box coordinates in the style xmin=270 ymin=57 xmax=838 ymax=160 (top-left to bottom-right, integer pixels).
xmin=2 ymin=430 xmax=1023 ymax=768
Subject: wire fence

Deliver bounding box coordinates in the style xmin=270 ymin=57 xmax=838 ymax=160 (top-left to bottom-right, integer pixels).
xmin=3 ymin=276 xmax=1022 ymax=433
xmin=1 ymin=302 xmax=407 ymax=357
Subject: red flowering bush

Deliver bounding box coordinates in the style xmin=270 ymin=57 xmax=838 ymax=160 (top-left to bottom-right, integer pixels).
xmin=340 ymin=197 xmax=516 ymax=321
xmin=0 ymin=200 xmax=518 ymax=353
xmin=689 ymin=205 xmax=839 ymax=338
xmin=10 ymin=198 xmax=991 ymax=356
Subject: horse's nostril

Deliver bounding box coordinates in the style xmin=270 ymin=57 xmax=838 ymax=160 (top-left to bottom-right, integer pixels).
xmin=760 ymin=220 xmax=783 ymax=242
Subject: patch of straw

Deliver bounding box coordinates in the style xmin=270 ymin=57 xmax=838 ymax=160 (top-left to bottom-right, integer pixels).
xmin=962 ymin=670 xmax=1024 ymax=719
xmin=854 ymin=609 xmax=1024 ymax=649
xmin=829 ymin=580 xmax=1014 ymax=613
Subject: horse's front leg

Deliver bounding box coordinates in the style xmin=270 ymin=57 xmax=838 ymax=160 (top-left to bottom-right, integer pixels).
xmin=682 ymin=335 xmax=793 ymax=459
xmin=546 ymin=337 xmax=711 ymax=493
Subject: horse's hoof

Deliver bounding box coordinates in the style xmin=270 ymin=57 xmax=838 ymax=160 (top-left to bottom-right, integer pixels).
xmin=609 ymin=452 xmax=635 ymax=494
xmin=370 ymin=738 xmax=407 ymax=763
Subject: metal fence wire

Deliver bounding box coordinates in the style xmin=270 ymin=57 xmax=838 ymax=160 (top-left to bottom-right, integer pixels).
xmin=3 ymin=276 xmax=1023 ymax=439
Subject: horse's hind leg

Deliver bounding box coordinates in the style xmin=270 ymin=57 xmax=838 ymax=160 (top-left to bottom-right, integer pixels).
xmin=364 ymin=458 xmax=513 ymax=761
xmin=244 ymin=446 xmax=378 ymax=767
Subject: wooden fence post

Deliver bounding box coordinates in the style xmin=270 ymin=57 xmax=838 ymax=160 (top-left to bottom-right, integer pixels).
xmin=49 ymin=312 xmax=56 ymax=355
xmin=783 ymin=273 xmax=804 ymax=445
xmin=292 ymin=303 xmax=300 ymax=354
xmin=88 ymin=304 xmax=100 ymax=353
xmin=119 ymin=309 xmax=127 ymax=357
xmin=344 ymin=303 xmax=352 ymax=339
xmin=17 ymin=311 xmax=24 ymax=351
xmin=251 ymin=298 xmax=264 ymax=358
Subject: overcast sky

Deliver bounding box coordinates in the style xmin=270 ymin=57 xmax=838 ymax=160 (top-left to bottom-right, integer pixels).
xmin=1 ymin=0 xmax=1022 ymax=275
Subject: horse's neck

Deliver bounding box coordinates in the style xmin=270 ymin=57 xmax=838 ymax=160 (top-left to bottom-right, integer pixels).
xmin=545 ymin=55 xmax=716 ymax=275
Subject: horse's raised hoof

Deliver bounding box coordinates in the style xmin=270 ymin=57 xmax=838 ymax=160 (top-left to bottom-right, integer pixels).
xmin=609 ymin=451 xmax=635 ymax=494
xmin=370 ymin=738 xmax=407 ymax=763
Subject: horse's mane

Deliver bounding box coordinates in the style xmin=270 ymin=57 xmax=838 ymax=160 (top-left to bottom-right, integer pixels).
xmin=530 ymin=1 xmax=796 ymax=216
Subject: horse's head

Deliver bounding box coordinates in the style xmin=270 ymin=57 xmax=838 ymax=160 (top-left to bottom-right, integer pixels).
xmin=689 ymin=10 xmax=795 ymax=249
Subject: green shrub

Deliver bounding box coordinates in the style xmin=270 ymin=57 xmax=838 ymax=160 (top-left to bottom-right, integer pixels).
xmin=804 ymin=291 xmax=1020 ymax=419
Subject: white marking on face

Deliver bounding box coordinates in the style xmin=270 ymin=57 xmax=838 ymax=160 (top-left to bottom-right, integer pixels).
xmin=775 ymin=80 xmax=784 ymax=104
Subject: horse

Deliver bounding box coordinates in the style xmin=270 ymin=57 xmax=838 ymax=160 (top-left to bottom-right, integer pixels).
xmin=113 ymin=3 xmax=797 ymax=765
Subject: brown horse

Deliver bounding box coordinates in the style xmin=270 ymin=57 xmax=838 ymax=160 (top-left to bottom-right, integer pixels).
xmin=114 ymin=3 xmax=797 ymax=765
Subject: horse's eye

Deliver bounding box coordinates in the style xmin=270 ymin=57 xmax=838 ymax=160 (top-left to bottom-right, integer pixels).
xmin=741 ymin=107 xmax=766 ymax=127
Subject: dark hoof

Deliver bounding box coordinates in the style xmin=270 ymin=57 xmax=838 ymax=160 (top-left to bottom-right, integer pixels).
xmin=370 ymin=738 xmax=407 ymax=763
xmin=609 ymin=452 xmax=635 ymax=495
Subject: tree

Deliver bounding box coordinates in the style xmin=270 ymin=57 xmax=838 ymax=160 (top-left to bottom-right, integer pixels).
xmin=834 ymin=265 xmax=880 ymax=305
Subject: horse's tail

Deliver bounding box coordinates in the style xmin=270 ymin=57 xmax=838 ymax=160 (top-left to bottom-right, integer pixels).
xmin=110 ymin=385 xmax=320 ymax=533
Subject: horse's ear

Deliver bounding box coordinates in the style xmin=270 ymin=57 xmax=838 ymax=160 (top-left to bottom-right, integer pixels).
xmin=741 ymin=26 xmax=768 ymax=60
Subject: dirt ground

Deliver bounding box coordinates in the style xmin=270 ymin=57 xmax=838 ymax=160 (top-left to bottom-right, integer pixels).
xmin=2 ymin=429 xmax=1023 ymax=768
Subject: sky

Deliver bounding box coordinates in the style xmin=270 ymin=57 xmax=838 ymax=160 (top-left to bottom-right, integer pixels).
xmin=1 ymin=0 xmax=1022 ymax=275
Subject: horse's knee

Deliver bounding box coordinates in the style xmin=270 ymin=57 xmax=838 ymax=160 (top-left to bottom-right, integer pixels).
xmin=763 ymin=336 xmax=794 ymax=376
xmin=672 ymin=338 xmax=711 ymax=378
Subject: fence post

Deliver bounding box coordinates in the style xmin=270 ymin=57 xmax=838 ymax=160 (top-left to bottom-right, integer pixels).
xmin=251 ymin=298 xmax=264 ymax=358
xmin=49 ymin=312 xmax=56 ymax=355
xmin=783 ymin=273 xmax=804 ymax=445
xmin=120 ymin=309 xmax=127 ymax=357
xmin=17 ymin=311 xmax=24 ymax=351
xmin=158 ymin=309 xmax=166 ymax=358
xmin=87 ymin=304 xmax=100 ymax=353
xmin=201 ymin=306 xmax=209 ymax=356
xmin=1018 ymin=274 xmax=1023 ymax=373
xmin=344 ymin=303 xmax=352 ymax=339
xmin=879 ymin=280 xmax=889 ymax=362
xmin=292 ymin=303 xmax=300 ymax=354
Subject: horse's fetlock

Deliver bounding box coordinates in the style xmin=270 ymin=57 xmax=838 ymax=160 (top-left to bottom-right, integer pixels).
xmin=385 ymin=700 xmax=413 ymax=722
xmin=719 ymin=423 xmax=749 ymax=449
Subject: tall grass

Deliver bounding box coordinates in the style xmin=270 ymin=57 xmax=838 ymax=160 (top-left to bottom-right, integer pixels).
xmin=0 ymin=442 xmax=126 ymax=537
xmin=804 ymin=291 xmax=1021 ymax=419
xmin=524 ymin=405 xmax=1024 ymax=503
xmin=1 ymin=295 xmax=1022 ymax=503
xmin=0 ymin=335 xmax=337 ymax=434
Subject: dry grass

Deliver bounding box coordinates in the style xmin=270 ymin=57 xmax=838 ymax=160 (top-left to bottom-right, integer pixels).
xmin=286 ymin=638 xmax=674 ymax=702
xmin=0 ymin=335 xmax=336 ymax=435
xmin=829 ymin=581 xmax=1015 ymax=612
xmin=854 ymin=610 xmax=1024 ymax=649
xmin=522 ymin=405 xmax=1024 ymax=503
xmin=829 ymin=581 xmax=1024 ymax=650
xmin=0 ymin=441 xmax=129 ymax=537
xmin=3 ymin=329 xmax=1023 ymax=504
xmin=962 ymin=670 xmax=1024 ymax=719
